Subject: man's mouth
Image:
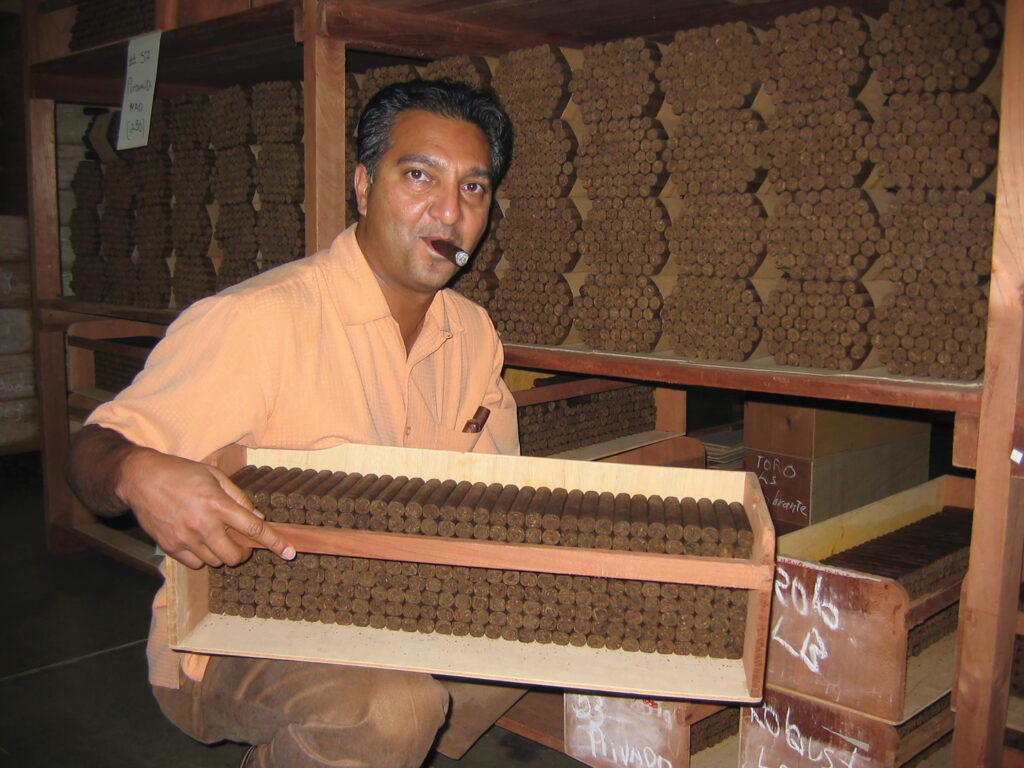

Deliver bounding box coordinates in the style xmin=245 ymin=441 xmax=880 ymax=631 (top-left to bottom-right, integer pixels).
xmin=429 ymin=238 xmax=470 ymax=267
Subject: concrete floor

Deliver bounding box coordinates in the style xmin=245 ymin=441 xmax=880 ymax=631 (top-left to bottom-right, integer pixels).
xmin=0 ymin=452 xmax=582 ymax=768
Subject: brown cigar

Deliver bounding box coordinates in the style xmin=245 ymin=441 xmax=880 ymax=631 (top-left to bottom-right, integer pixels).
xmin=431 ymin=238 xmax=470 ymax=267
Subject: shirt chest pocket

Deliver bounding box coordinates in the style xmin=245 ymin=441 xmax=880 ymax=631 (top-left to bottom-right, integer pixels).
xmin=431 ymin=425 xmax=483 ymax=453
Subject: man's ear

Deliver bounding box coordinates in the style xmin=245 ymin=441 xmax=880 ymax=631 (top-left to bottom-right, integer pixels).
xmin=354 ymin=164 xmax=371 ymax=217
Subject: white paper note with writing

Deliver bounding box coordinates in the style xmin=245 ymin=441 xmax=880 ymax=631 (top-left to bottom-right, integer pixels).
xmin=117 ymin=30 xmax=162 ymax=150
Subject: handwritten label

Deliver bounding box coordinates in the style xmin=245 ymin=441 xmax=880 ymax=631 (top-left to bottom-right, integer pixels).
xmin=770 ymin=564 xmax=841 ymax=676
xmin=565 ymin=694 xmax=686 ymax=768
xmin=740 ymin=688 xmax=887 ymax=768
xmin=744 ymin=451 xmax=811 ymax=525
xmin=765 ymin=558 xmax=907 ymax=720
xmin=117 ymin=31 xmax=162 ymax=150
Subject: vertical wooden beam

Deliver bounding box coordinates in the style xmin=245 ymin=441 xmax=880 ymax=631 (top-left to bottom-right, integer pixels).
xmin=303 ymin=0 xmax=349 ymax=254
xmin=25 ymin=92 xmax=82 ymax=549
xmin=952 ymin=0 xmax=1024 ymax=764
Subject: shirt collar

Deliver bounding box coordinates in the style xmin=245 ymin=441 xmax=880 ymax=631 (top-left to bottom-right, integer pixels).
xmin=326 ymin=223 xmax=464 ymax=340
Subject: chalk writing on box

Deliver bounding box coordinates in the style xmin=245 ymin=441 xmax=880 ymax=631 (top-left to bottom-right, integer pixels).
xmin=565 ymin=693 xmax=683 ymax=768
xmin=770 ymin=564 xmax=841 ymax=676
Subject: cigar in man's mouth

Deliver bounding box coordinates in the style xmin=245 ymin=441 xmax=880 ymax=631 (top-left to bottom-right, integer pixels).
xmin=430 ymin=239 xmax=470 ymax=267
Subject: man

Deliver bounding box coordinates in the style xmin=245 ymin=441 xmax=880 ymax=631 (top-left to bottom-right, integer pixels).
xmin=66 ymin=80 xmax=519 ymax=768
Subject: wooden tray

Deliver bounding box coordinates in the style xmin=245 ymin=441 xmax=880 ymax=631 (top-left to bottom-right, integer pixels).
xmin=167 ymin=443 xmax=775 ymax=702
xmin=770 ymin=475 xmax=974 ymax=723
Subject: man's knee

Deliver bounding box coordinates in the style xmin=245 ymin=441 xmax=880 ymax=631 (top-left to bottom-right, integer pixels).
xmin=275 ymin=670 xmax=449 ymax=768
xmin=366 ymin=671 xmax=450 ymax=759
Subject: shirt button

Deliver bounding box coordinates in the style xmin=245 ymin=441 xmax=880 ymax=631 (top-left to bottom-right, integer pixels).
xmin=405 ymin=426 xmax=411 ymax=436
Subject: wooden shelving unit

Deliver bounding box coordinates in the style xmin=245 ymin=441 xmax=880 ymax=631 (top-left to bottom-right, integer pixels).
xmin=22 ymin=0 xmax=1024 ymax=764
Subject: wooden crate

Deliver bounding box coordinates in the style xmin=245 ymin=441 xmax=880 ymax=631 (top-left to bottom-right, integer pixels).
xmin=564 ymin=694 xmax=740 ymax=768
xmin=167 ymin=443 xmax=774 ymax=702
xmin=740 ymin=686 xmax=953 ymax=768
xmin=767 ymin=475 xmax=974 ymax=723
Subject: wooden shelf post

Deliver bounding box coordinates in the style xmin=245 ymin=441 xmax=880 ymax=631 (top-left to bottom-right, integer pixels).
xmin=952 ymin=0 xmax=1024 ymax=763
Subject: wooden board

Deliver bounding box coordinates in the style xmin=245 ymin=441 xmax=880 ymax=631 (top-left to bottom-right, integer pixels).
xmin=167 ymin=443 xmax=775 ymax=702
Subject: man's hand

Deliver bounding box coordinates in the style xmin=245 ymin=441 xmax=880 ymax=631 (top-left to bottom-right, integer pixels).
xmin=118 ymin=448 xmax=297 ymax=569
xmin=66 ymin=424 xmax=296 ymax=570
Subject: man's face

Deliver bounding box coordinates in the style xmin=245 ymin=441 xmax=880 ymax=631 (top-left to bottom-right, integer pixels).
xmin=354 ymin=109 xmax=494 ymax=298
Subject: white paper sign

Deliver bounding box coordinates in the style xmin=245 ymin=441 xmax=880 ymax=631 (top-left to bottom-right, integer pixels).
xmin=117 ymin=30 xmax=162 ymax=150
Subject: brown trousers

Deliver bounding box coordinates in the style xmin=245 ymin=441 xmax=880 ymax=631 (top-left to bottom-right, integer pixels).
xmin=153 ymin=657 xmax=524 ymax=768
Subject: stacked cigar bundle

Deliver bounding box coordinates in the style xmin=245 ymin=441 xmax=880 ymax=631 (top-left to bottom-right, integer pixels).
xmin=450 ymin=203 xmax=504 ymax=307
xmin=868 ymin=186 xmax=991 ymax=380
xmin=869 ymin=91 xmax=999 ymax=191
xmin=566 ymin=39 xmax=668 ymax=354
xmin=661 ymin=24 xmax=766 ymax=197
xmin=209 ymin=86 xmax=258 ymax=291
xmin=254 ymin=81 xmax=305 ymax=272
xmin=492 ymin=46 xmax=574 ymax=199
xmin=761 ymin=7 xmax=872 ymax=194
xmin=488 ymin=271 xmax=573 ymax=345
xmin=576 ymin=116 xmax=668 ymax=200
xmin=129 ymin=100 xmax=173 ymax=308
xmin=765 ymin=189 xmax=881 ymax=282
xmin=517 ymin=385 xmax=657 ymax=457
xmin=822 ymin=505 xmax=972 ymax=600
xmin=658 ymin=25 xmax=766 ymax=363
xmin=69 ymin=160 xmax=105 ymax=302
xmin=690 ymin=708 xmax=740 ymax=756
xmin=422 ymin=55 xmax=492 ymax=90
xmin=867 ymin=0 xmax=1001 ymax=97
xmin=869 ymin=281 xmax=987 ymax=380
xmin=487 ymin=46 xmax=577 ymax=340
xmin=68 ymin=0 xmax=154 ymax=51
xmin=662 ymin=169 xmax=764 ymax=364
xmin=211 ymin=547 xmax=748 ymax=658
xmin=503 ymin=119 xmax=577 ymax=199
xmin=494 ymin=198 xmax=581 ymax=275
xmin=97 ymin=158 xmax=137 ymax=306
xmin=571 ymin=197 xmax=666 ymax=351
xmin=759 ymin=278 xmax=873 ymax=371
xmin=664 ymin=275 xmax=762 ymax=362
xmin=492 ymin=45 xmax=572 ymax=123
xmin=660 ymin=23 xmax=766 ymax=113
xmin=167 ymin=94 xmax=216 ymax=309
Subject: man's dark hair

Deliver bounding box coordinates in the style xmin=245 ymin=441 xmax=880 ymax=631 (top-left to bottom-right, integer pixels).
xmin=357 ymin=79 xmax=514 ymax=187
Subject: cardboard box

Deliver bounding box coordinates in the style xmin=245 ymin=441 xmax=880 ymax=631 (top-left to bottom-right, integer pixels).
xmin=743 ymin=432 xmax=931 ymax=527
xmin=744 ymin=401 xmax=931 ymax=460
xmin=167 ymin=443 xmax=774 ymax=702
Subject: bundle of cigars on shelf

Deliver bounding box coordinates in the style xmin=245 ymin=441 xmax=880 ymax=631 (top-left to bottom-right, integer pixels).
xmin=167 ymin=444 xmax=775 ymax=701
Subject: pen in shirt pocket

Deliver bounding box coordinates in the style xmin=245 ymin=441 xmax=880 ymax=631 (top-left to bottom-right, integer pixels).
xmin=462 ymin=406 xmax=491 ymax=433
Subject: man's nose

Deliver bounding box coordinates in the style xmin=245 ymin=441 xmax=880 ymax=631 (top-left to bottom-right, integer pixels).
xmin=429 ymin=182 xmax=461 ymax=226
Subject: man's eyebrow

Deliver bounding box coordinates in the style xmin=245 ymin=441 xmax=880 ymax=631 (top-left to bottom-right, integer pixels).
xmin=396 ymin=153 xmax=492 ymax=181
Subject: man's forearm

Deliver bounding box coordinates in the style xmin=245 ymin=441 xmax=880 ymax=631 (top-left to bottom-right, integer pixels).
xmin=65 ymin=424 xmax=142 ymax=516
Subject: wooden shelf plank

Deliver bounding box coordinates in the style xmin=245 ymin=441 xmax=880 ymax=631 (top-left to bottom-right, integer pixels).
xmin=29 ymin=1 xmax=301 ymax=103
xmin=71 ymin=522 xmax=162 ymax=576
xmin=504 ymin=344 xmax=983 ymax=414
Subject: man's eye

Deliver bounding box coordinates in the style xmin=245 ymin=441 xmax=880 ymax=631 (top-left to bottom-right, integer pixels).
xmin=406 ymin=169 xmax=426 ymax=181
xmin=464 ymin=182 xmax=487 ymax=195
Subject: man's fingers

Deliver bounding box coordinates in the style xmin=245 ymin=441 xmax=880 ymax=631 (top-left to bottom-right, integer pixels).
xmin=225 ymin=505 xmax=296 ymax=561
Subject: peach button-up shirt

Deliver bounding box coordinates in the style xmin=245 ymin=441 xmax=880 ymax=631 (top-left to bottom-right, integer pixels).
xmin=87 ymin=224 xmax=519 ymax=687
